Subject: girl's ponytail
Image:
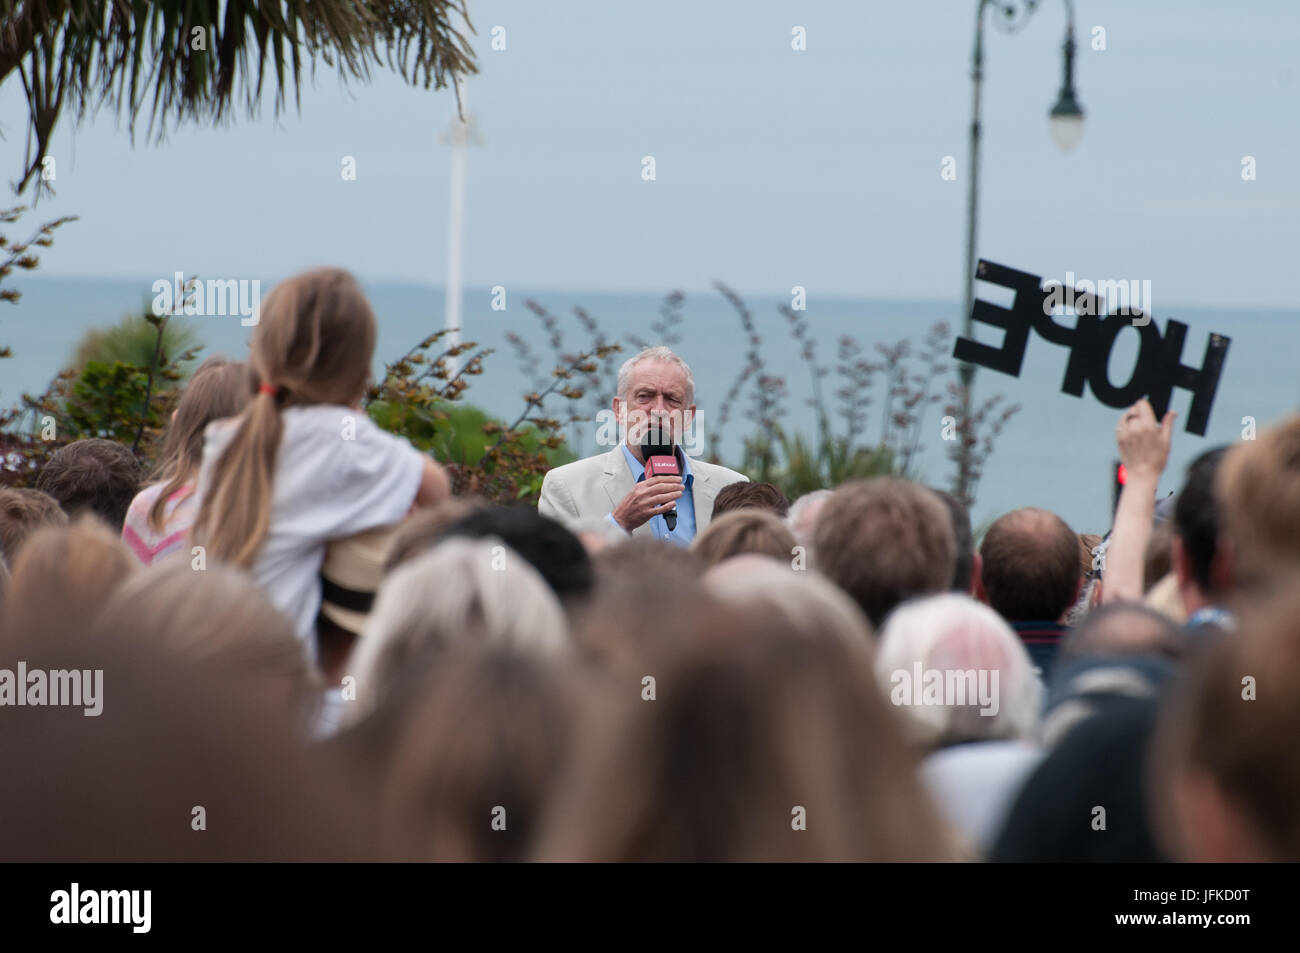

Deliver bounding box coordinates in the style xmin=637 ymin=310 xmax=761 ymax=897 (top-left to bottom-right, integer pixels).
xmin=191 ymin=384 xmax=284 ymax=568
xmin=190 ymin=268 xmax=376 ymax=569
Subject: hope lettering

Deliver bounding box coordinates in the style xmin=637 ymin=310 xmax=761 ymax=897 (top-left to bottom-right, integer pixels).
xmin=954 ymin=260 xmax=1230 ymax=435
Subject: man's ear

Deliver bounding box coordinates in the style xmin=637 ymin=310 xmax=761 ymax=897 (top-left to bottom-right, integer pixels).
xmin=970 ymin=552 xmax=985 ymax=601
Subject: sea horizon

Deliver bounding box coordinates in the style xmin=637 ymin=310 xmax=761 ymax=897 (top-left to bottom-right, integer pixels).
xmin=4 ymin=273 xmax=1296 ymax=534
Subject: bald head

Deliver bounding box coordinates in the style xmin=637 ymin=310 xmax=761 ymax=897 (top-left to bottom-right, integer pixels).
xmin=979 ymin=507 xmax=1080 ymax=624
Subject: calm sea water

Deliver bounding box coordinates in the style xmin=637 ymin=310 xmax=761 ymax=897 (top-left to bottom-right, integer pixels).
xmin=3 ymin=275 xmax=1296 ymax=533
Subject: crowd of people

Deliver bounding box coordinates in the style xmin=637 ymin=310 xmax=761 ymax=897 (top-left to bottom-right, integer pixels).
xmin=1 ymin=265 xmax=1296 ymax=862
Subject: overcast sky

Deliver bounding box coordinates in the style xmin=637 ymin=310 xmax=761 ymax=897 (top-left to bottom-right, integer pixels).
xmin=2 ymin=0 xmax=1296 ymax=307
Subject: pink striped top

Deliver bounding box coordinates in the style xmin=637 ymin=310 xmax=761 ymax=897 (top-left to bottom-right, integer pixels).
xmin=121 ymin=483 xmax=198 ymax=567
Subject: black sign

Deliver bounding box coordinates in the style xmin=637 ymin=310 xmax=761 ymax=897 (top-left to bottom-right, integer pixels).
xmin=954 ymin=260 xmax=1230 ymax=435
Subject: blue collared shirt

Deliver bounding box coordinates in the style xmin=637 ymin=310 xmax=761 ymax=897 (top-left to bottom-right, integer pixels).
xmin=606 ymin=444 xmax=697 ymax=546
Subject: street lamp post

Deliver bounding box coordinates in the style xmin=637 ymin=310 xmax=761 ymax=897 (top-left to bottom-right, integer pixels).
xmin=959 ymin=0 xmax=1084 ymax=399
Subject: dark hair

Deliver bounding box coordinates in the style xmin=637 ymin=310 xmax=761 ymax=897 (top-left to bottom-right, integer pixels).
xmin=1173 ymin=446 xmax=1228 ymax=591
xmin=384 ymin=497 xmax=489 ymax=572
xmin=931 ymin=488 xmax=974 ymax=592
xmin=0 ymin=487 xmax=68 ymax=560
xmin=440 ymin=506 xmax=593 ymax=601
xmin=35 ymin=438 xmax=143 ymax=532
xmin=980 ymin=507 xmax=1079 ymax=623
xmin=813 ymin=478 xmax=955 ymax=628
xmin=712 ymin=481 xmax=790 ymax=518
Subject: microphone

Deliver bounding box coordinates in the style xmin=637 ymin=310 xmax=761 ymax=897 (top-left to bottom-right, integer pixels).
xmin=640 ymin=436 xmax=680 ymax=531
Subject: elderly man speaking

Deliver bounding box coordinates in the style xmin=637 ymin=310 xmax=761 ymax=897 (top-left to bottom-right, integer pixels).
xmin=539 ymin=346 xmax=747 ymax=545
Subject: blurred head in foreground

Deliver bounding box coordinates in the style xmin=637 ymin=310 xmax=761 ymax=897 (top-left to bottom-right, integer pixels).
xmin=378 ymin=645 xmax=581 ymax=862
xmin=535 ymin=600 xmax=954 ymax=861
xmin=0 ymin=516 xmax=135 ymax=639
xmin=0 ymin=617 xmax=373 ymax=860
xmin=1153 ymin=575 xmax=1300 ymax=862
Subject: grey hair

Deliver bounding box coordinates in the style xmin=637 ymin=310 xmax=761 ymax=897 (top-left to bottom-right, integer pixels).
xmin=616 ymin=346 xmax=695 ymax=405
xmin=874 ymin=593 xmax=1042 ymax=749
xmin=786 ymin=489 xmax=834 ymax=546
xmin=346 ymin=537 xmax=568 ymax=719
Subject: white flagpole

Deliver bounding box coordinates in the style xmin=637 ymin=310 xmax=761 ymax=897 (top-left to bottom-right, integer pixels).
xmin=444 ymin=78 xmax=469 ymax=374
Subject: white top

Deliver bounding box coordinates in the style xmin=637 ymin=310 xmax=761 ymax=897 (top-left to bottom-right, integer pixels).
xmin=921 ymin=740 xmax=1045 ymax=856
xmin=196 ymin=405 xmax=426 ymax=655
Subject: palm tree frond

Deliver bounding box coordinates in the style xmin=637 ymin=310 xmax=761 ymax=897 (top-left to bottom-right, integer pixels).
xmin=1 ymin=0 xmax=479 ymax=195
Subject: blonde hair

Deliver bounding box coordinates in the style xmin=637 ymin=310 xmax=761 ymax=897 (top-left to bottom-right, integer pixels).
xmin=1217 ymin=413 xmax=1300 ymax=580
xmin=691 ymin=509 xmax=797 ymax=568
xmin=95 ymin=562 xmax=321 ymax=731
xmin=146 ymin=358 xmax=249 ymax=533
xmin=191 ymin=268 xmax=377 ymax=567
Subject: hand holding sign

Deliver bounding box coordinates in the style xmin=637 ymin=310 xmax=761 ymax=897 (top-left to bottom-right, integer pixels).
xmin=1104 ymin=399 xmax=1177 ymax=606
xmin=1116 ymin=399 xmax=1175 ymax=484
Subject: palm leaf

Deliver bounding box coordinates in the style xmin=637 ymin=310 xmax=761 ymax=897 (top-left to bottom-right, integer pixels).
xmin=1 ymin=1 xmax=478 ymax=194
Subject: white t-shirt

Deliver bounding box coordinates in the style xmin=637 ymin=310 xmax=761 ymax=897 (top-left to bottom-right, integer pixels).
xmin=195 ymin=405 xmax=426 ymax=653
xmin=921 ymin=740 xmax=1045 ymax=855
